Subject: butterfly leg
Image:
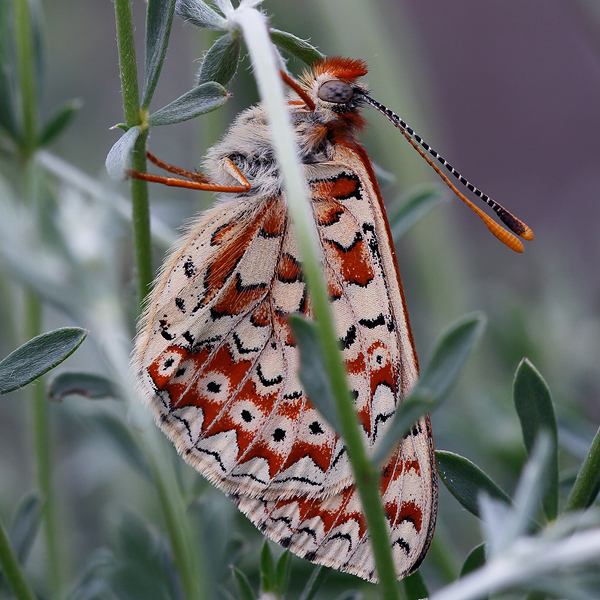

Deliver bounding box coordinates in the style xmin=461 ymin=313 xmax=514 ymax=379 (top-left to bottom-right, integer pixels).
xmin=130 ymin=155 xmax=251 ymax=193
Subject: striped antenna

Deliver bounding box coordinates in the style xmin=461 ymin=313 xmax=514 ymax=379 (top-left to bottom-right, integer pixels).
xmin=360 ymin=93 xmax=534 ymax=249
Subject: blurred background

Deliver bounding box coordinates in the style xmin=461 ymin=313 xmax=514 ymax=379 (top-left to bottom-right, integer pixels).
xmin=1 ymin=0 xmax=599 ymax=598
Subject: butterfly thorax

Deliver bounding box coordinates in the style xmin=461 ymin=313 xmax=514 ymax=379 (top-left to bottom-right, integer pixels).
xmin=203 ymin=58 xmax=370 ymax=200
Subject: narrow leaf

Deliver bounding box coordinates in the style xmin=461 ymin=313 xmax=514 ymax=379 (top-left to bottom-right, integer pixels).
xmin=403 ymin=569 xmax=429 ymax=600
xmin=372 ymin=390 xmax=437 ymax=466
xmin=147 ymin=82 xmax=228 ymax=126
xmin=9 ymin=492 xmax=42 ymax=565
xmin=48 ymin=372 xmax=122 ymax=402
xmin=436 ymin=450 xmax=512 ymax=518
xmin=374 ymin=313 xmax=486 ymax=465
xmin=390 ymin=184 xmax=446 ymax=243
xmin=269 ymin=29 xmax=324 ymax=66
xmin=231 ymin=567 xmax=255 ymax=600
xmin=105 ymin=125 xmax=141 ymax=181
xmin=260 ymin=542 xmax=275 ymax=594
xmin=287 ymin=314 xmax=340 ymax=434
xmin=460 ymin=543 xmax=486 ymax=577
xmin=418 ymin=312 xmax=486 ymax=399
xmin=37 ymin=99 xmax=82 ymax=147
xmin=142 ymin=0 xmax=177 ymax=109
xmin=565 ymin=425 xmax=600 ymax=512
xmin=0 ymin=0 xmax=20 ymax=142
xmin=513 ymin=359 xmax=559 ymax=521
xmin=0 ymin=327 xmax=87 ymax=394
xmin=93 ymin=413 xmax=152 ymax=480
xmin=197 ymin=33 xmax=241 ymax=86
xmin=298 ymin=565 xmax=328 ymax=600
xmin=175 ymin=0 xmax=227 ymax=30
xmin=275 ymin=550 xmax=291 ymax=596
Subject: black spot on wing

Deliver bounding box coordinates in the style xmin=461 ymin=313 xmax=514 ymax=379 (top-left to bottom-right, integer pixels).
xmin=358 ymin=313 xmax=385 ymax=329
xmin=339 ymin=324 xmax=357 ymax=350
xmin=256 ymin=363 xmax=283 ymax=387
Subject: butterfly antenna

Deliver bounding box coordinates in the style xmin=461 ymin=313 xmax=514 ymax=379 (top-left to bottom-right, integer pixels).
xmin=360 ymin=93 xmax=534 ymax=250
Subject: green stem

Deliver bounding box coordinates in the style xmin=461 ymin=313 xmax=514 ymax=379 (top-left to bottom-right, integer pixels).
xmin=114 ymin=0 xmax=153 ymax=309
xmin=0 ymin=516 xmax=38 ymax=600
xmin=237 ymin=11 xmax=400 ymax=600
xmin=25 ymin=291 xmax=62 ymax=598
xmin=565 ymin=425 xmax=600 ymax=512
xmin=147 ymin=450 xmax=205 ymax=600
xmin=14 ymin=0 xmax=37 ymax=159
xmin=131 ymin=129 xmax=153 ymax=307
xmin=112 ymin=5 xmax=202 ymax=600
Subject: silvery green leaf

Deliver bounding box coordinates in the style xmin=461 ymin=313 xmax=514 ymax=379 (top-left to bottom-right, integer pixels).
xmin=197 ymin=33 xmax=241 ymax=86
xmin=298 ymin=565 xmax=327 ymax=600
xmin=0 ymin=0 xmax=20 ymax=142
xmin=105 ymin=126 xmax=141 ymax=181
xmin=48 ymin=371 xmax=122 ymax=402
xmin=479 ymin=493 xmax=511 ymax=558
xmin=390 ymin=184 xmax=446 ymax=243
xmin=513 ymin=358 xmax=559 ymax=521
xmin=287 ymin=314 xmax=341 ymax=435
xmin=9 ymin=491 xmax=42 ymax=565
xmin=436 ymin=450 xmax=512 ymax=518
xmin=143 ymin=0 xmax=177 ymax=109
xmin=147 ymin=82 xmax=228 ymax=126
xmin=460 ymin=543 xmax=486 ymax=578
xmin=0 ymin=327 xmax=88 ymax=394
xmin=232 ymin=567 xmax=255 ymax=600
xmin=269 ymin=29 xmax=324 ymax=66
xmin=373 ymin=312 xmax=486 ymax=465
xmin=175 ymin=0 xmax=227 ymax=30
xmin=403 ymin=569 xmax=429 ymax=600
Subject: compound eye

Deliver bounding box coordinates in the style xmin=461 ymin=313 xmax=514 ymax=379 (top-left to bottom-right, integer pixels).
xmin=318 ymin=80 xmax=353 ymax=104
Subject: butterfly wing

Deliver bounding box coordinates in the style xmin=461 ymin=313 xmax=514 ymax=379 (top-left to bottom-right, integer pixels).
xmin=134 ymin=143 xmax=437 ymax=579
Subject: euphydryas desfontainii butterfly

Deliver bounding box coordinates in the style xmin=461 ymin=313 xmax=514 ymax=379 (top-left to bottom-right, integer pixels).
xmin=132 ymin=57 xmax=533 ymax=581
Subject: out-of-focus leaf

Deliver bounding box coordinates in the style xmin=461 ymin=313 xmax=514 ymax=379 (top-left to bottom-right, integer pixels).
xmin=110 ymin=512 xmax=182 ymax=600
xmin=147 ymin=82 xmax=228 ymax=126
xmin=175 ymin=0 xmax=227 ymax=30
xmin=513 ymin=359 xmax=558 ymax=521
xmin=269 ymin=28 xmax=324 ymax=66
xmin=373 ymin=313 xmax=486 ymax=465
xmin=288 ymin=314 xmax=340 ymax=434
xmin=418 ymin=312 xmax=486 ymax=399
xmin=93 ymin=413 xmax=152 ymax=481
xmin=390 ymin=184 xmax=446 ymax=243
xmin=460 ymin=543 xmax=486 ymax=578
xmin=0 ymin=327 xmax=87 ymax=394
xmin=37 ymin=99 xmax=82 ymax=147
xmin=143 ymin=0 xmax=177 ymax=109
xmin=231 ymin=566 xmax=255 ymax=600
xmin=48 ymin=372 xmax=122 ymax=402
xmin=105 ymin=125 xmax=141 ymax=181
xmin=479 ymin=494 xmax=511 ymax=559
xmin=403 ymin=569 xmax=429 ymax=600
xmin=9 ymin=491 xmax=42 ymax=565
xmin=259 ymin=541 xmax=275 ymax=594
xmin=29 ymin=0 xmax=45 ymax=102
xmin=436 ymin=450 xmax=512 ymax=518
xmin=298 ymin=564 xmax=328 ymax=600
xmin=0 ymin=0 xmax=20 ymax=141
xmin=275 ymin=550 xmax=291 ymax=596
xmin=197 ymin=33 xmax=241 ymax=86
xmin=65 ymin=548 xmax=118 ymax=600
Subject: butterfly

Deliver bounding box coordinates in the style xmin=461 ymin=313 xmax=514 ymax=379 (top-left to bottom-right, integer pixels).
xmin=132 ymin=57 xmax=533 ymax=582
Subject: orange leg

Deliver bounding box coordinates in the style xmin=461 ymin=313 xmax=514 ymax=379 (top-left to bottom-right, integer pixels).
xmin=130 ymin=155 xmax=250 ymax=193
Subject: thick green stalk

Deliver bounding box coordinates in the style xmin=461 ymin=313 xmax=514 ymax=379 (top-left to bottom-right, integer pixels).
xmin=113 ymin=0 xmax=153 ymax=308
xmin=0 ymin=516 xmax=38 ymax=600
xmin=565 ymin=425 xmax=600 ymax=512
xmin=14 ymin=0 xmax=37 ymax=158
xmin=25 ymin=291 xmax=62 ymax=598
xmin=237 ymin=10 xmax=400 ymax=599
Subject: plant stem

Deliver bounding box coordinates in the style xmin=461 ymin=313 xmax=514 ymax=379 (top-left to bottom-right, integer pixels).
xmin=237 ymin=10 xmax=400 ymax=600
xmin=25 ymin=291 xmax=62 ymax=598
xmin=565 ymin=425 xmax=600 ymax=512
xmin=14 ymin=0 xmax=37 ymax=159
xmin=112 ymin=5 xmax=203 ymax=599
xmin=113 ymin=0 xmax=153 ymax=309
xmin=0 ymin=516 xmax=38 ymax=600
